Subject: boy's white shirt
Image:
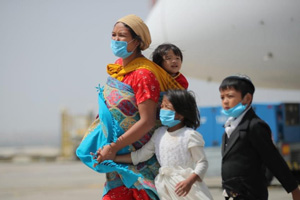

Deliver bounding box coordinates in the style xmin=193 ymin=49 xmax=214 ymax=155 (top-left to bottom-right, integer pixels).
xmin=224 ymin=106 xmax=252 ymax=138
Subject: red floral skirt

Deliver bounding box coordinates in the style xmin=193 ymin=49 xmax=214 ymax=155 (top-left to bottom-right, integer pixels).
xmin=102 ymin=186 xmax=151 ymax=200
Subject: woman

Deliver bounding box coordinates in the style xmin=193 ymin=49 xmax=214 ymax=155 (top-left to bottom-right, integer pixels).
xmin=76 ymin=14 xmax=184 ymax=200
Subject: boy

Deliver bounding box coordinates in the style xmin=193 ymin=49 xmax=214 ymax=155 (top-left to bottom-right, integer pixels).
xmin=219 ymin=74 xmax=300 ymax=200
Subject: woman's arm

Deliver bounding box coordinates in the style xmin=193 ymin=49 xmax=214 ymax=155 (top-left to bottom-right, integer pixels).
xmin=96 ymin=99 xmax=157 ymax=162
xmin=112 ymin=99 xmax=157 ymax=149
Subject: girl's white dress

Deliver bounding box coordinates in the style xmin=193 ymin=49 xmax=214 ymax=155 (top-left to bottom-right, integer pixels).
xmin=131 ymin=126 xmax=213 ymax=200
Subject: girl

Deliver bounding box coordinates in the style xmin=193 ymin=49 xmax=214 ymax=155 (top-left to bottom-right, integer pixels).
xmin=152 ymin=43 xmax=189 ymax=89
xmin=114 ymin=89 xmax=213 ymax=200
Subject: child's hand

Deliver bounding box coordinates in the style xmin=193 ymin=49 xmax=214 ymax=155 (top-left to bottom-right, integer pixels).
xmin=292 ymin=187 xmax=300 ymax=200
xmin=175 ymin=179 xmax=193 ymax=197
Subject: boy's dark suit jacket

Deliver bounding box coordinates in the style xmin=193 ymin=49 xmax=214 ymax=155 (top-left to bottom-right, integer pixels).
xmin=221 ymin=108 xmax=298 ymax=200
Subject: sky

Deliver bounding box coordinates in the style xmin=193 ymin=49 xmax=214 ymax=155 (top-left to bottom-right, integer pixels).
xmin=0 ymin=0 xmax=152 ymax=146
xmin=1 ymin=0 xmax=300 ymax=147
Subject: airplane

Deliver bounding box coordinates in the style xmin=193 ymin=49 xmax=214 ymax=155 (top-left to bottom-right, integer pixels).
xmin=144 ymin=0 xmax=300 ymax=90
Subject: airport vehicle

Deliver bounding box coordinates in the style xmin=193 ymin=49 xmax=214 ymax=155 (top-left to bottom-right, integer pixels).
xmin=197 ymin=102 xmax=300 ymax=182
xmin=145 ymin=0 xmax=300 ymax=90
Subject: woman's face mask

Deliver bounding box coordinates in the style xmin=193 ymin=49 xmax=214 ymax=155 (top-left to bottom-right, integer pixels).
xmin=110 ymin=39 xmax=135 ymax=59
xmin=159 ymin=109 xmax=181 ymax=127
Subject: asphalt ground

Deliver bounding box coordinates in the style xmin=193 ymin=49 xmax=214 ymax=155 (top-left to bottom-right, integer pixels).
xmin=0 ymin=161 xmax=295 ymax=200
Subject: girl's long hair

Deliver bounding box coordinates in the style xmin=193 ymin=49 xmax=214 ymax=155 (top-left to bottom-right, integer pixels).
xmin=165 ymin=89 xmax=200 ymax=129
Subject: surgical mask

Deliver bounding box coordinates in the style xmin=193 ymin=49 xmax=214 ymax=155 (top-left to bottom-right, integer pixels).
xmin=110 ymin=39 xmax=134 ymax=58
xmin=221 ymin=102 xmax=247 ymax=118
xmin=160 ymin=109 xmax=181 ymax=127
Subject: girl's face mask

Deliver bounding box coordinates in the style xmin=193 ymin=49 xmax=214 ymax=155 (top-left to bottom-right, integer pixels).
xmin=159 ymin=109 xmax=181 ymax=127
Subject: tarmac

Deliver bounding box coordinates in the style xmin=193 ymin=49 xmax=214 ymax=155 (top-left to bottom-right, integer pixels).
xmin=0 ymin=160 xmax=295 ymax=200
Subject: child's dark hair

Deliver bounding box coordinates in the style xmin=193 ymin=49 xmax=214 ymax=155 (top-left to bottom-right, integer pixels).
xmin=164 ymin=89 xmax=200 ymax=129
xmin=219 ymin=75 xmax=255 ymax=98
xmin=152 ymin=43 xmax=183 ymax=67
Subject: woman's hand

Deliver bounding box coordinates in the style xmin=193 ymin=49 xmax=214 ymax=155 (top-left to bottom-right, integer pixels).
xmin=93 ymin=144 xmax=117 ymax=165
xmin=98 ymin=144 xmax=117 ymax=162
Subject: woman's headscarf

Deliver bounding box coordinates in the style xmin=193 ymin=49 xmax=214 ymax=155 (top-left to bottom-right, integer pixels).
xmin=117 ymin=14 xmax=151 ymax=50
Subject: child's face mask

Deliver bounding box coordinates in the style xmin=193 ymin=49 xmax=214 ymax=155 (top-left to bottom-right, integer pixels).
xmin=159 ymin=109 xmax=181 ymax=127
xmin=221 ymin=102 xmax=247 ymax=118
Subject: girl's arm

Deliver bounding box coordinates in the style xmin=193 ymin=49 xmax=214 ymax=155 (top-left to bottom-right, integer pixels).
xmin=190 ymin=146 xmax=209 ymax=181
xmin=114 ymin=153 xmax=132 ymax=164
xmin=188 ymin=131 xmax=209 ymax=180
xmin=175 ymin=132 xmax=208 ymax=197
xmin=115 ymin=134 xmax=156 ymax=165
xmin=96 ymin=99 xmax=157 ymax=162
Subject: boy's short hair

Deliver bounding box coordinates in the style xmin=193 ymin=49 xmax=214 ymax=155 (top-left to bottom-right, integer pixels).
xmin=219 ymin=74 xmax=255 ymax=97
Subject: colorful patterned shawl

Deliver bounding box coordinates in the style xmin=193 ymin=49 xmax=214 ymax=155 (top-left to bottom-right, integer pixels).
xmin=76 ymin=77 xmax=160 ymax=199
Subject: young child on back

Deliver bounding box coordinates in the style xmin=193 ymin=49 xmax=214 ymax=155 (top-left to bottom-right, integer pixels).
xmin=115 ymin=43 xmax=188 ymax=89
xmin=114 ymin=89 xmax=213 ymax=200
xmin=219 ymin=74 xmax=300 ymax=200
xmin=152 ymin=43 xmax=189 ymax=89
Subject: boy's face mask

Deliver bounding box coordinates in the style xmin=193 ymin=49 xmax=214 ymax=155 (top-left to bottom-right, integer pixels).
xmin=221 ymin=102 xmax=247 ymax=118
xmin=159 ymin=109 xmax=181 ymax=127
